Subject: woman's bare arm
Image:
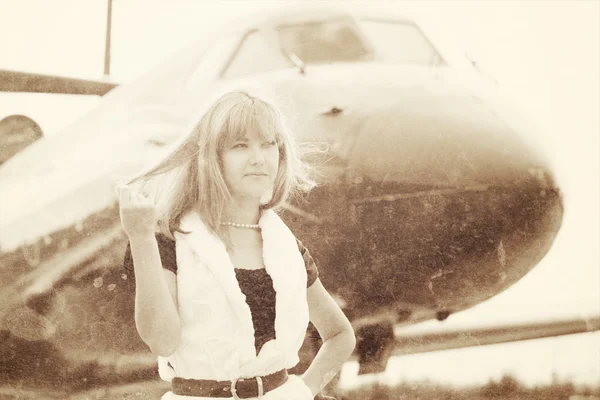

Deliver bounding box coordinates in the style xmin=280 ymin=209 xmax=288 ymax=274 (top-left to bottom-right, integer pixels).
xmin=119 ymin=185 xmax=181 ymax=357
xmin=302 ymin=279 xmax=356 ymax=396
xmin=129 ymin=235 xmax=181 ymax=357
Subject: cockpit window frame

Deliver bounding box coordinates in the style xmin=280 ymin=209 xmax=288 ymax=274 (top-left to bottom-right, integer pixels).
xmin=218 ymin=28 xmax=259 ymax=80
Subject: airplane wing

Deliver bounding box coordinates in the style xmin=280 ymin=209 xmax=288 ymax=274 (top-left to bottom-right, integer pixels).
xmin=390 ymin=316 xmax=600 ymax=356
xmin=30 ymin=314 xmax=597 ymax=398
xmin=0 ymin=69 xmax=117 ymax=96
xmin=0 ymin=0 xmax=117 ymax=96
xmin=352 ymin=316 xmax=600 ymax=374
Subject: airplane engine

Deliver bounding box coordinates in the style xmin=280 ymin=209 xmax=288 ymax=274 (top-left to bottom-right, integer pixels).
xmin=0 ymin=114 xmax=43 ymax=166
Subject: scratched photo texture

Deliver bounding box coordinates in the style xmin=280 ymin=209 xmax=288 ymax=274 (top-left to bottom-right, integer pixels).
xmin=0 ymin=1 xmax=598 ymax=399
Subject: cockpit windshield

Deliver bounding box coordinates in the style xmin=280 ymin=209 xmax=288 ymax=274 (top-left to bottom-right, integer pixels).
xmin=359 ymin=19 xmax=445 ymax=66
xmin=219 ymin=17 xmax=444 ymax=80
xmin=221 ymin=19 xmax=373 ymax=79
xmin=277 ymin=19 xmax=373 ymax=65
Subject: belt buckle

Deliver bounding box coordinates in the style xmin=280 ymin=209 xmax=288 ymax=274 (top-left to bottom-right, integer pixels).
xmin=231 ymin=376 xmax=264 ymax=400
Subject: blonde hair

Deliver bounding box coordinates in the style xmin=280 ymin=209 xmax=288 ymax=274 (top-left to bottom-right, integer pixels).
xmin=124 ymin=89 xmax=314 ymax=240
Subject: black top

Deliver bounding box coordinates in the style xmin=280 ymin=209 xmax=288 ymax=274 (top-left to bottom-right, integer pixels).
xmin=123 ymin=233 xmax=319 ymax=354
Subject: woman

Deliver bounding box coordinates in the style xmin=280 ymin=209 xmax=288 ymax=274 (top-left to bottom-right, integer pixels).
xmin=119 ymin=89 xmax=355 ymax=399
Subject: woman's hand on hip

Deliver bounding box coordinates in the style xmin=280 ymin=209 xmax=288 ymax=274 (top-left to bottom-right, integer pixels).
xmin=118 ymin=185 xmax=158 ymax=240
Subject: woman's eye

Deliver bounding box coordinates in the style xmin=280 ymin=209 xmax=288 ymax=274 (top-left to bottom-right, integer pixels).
xmin=232 ymin=142 xmax=247 ymax=149
xmin=263 ymin=141 xmax=277 ymax=147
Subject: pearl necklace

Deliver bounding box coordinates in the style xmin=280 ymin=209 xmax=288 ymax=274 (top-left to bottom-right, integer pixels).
xmin=220 ymin=221 xmax=261 ymax=230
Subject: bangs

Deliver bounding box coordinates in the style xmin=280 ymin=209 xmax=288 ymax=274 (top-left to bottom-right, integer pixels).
xmin=217 ymin=96 xmax=283 ymax=149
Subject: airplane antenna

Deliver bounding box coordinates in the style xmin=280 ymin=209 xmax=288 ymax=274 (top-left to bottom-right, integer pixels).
xmin=103 ymin=0 xmax=113 ymax=77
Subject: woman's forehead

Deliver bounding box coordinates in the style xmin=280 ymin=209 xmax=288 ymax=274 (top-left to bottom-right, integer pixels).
xmin=235 ymin=130 xmax=276 ymax=141
xmin=227 ymin=122 xmax=279 ymax=142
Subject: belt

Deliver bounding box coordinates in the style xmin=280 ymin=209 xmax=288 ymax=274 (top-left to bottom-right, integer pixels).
xmin=171 ymin=369 xmax=288 ymax=399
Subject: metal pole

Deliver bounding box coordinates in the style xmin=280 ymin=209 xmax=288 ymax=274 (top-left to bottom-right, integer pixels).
xmin=104 ymin=0 xmax=113 ymax=76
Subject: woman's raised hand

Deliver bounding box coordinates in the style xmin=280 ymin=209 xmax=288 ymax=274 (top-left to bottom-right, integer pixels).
xmin=118 ymin=185 xmax=158 ymax=240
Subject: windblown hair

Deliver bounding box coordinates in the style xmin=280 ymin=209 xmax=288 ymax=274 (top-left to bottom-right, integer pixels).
xmin=124 ymin=89 xmax=314 ymax=240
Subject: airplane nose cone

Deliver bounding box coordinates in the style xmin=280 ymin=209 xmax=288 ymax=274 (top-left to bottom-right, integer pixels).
xmin=347 ymin=93 xmax=552 ymax=189
xmin=328 ymin=93 xmax=564 ymax=313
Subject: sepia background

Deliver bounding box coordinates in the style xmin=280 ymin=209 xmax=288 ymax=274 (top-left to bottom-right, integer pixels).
xmin=0 ymin=0 xmax=598 ymax=397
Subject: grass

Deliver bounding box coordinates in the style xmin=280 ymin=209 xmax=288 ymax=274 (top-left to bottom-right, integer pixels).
xmin=0 ymin=373 xmax=597 ymax=400
xmin=337 ymin=375 xmax=600 ymax=400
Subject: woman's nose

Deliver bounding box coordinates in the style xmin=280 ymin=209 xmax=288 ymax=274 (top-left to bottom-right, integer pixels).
xmin=249 ymin=147 xmax=265 ymax=165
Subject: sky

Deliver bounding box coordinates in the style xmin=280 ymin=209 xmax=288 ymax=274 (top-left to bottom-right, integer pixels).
xmin=1 ymin=0 xmax=599 ymax=388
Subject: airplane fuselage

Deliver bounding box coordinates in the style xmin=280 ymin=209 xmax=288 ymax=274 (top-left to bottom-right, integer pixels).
xmin=0 ymin=60 xmax=563 ymax=332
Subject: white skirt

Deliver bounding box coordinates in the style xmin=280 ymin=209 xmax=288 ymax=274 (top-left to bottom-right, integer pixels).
xmin=160 ymin=374 xmax=313 ymax=400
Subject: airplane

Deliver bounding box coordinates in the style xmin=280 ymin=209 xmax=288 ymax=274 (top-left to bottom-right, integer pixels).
xmin=0 ymin=3 xmax=596 ymax=399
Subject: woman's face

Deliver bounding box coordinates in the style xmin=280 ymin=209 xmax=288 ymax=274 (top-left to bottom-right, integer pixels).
xmin=220 ymin=131 xmax=280 ymax=201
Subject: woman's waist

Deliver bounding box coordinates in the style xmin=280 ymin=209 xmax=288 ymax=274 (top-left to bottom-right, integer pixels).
xmin=165 ymin=342 xmax=294 ymax=381
xmin=171 ymin=368 xmax=289 ymax=398
xmin=161 ymin=374 xmax=313 ymax=400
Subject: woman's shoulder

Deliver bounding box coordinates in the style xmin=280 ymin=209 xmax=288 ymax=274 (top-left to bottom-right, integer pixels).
xmin=295 ymin=238 xmax=319 ymax=288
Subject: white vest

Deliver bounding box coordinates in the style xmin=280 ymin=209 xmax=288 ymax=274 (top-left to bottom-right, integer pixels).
xmin=157 ymin=209 xmax=310 ymax=382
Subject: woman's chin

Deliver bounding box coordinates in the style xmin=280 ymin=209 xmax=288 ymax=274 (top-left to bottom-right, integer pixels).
xmin=233 ymin=187 xmax=273 ymax=201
